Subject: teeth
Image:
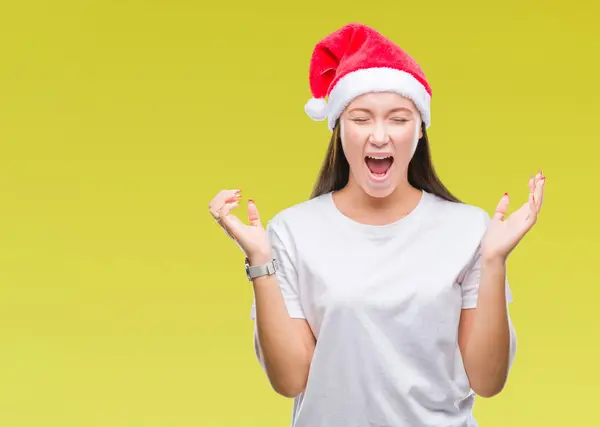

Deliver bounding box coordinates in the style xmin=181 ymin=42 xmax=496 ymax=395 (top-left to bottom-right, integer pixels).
xmin=366 ymin=155 xmax=392 ymax=160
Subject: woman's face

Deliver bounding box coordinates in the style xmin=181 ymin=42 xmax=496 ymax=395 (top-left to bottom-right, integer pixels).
xmin=339 ymin=92 xmax=422 ymax=199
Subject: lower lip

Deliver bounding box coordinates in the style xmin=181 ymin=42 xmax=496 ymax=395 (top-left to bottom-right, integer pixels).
xmin=366 ymin=163 xmax=392 ymax=183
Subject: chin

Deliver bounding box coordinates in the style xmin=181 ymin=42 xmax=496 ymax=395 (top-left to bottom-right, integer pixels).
xmin=360 ymin=172 xmax=399 ymax=198
xmin=362 ymin=183 xmax=397 ymax=198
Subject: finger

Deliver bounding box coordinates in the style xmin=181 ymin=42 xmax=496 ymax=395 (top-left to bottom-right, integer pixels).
xmin=209 ymin=189 xmax=240 ymax=210
xmin=217 ymin=201 xmax=249 ymax=254
xmin=208 ymin=189 xmax=241 ymax=220
xmin=534 ymin=172 xmax=546 ymax=213
xmin=528 ymin=175 xmax=535 ymax=196
xmin=247 ymin=199 xmax=262 ymax=228
xmin=213 ymin=193 xmax=243 ymax=238
xmin=217 ymin=199 xmax=241 ymax=227
xmin=217 ymin=200 xmax=243 ymax=237
xmin=493 ymin=193 xmax=510 ymax=221
xmin=526 ymin=189 xmax=538 ymax=226
xmin=210 ymin=189 xmax=241 ymax=218
xmin=535 ymin=168 xmax=543 ymax=182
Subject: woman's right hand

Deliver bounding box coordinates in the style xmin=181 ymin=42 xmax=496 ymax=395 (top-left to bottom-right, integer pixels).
xmin=208 ymin=189 xmax=272 ymax=264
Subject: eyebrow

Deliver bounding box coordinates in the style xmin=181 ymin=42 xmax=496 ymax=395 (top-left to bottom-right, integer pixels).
xmin=348 ymin=107 xmax=413 ymax=114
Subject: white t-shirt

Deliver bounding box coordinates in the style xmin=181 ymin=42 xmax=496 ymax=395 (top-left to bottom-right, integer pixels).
xmin=250 ymin=189 xmax=516 ymax=427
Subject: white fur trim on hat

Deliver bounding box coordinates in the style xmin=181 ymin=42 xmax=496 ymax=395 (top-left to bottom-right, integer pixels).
xmin=325 ymin=67 xmax=431 ymax=131
xmin=304 ymin=97 xmax=328 ymax=121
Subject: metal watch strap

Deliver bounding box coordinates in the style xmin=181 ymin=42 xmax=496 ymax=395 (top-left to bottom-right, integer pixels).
xmin=245 ymin=258 xmax=277 ymax=281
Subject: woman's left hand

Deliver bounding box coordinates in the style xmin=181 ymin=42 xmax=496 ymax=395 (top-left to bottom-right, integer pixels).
xmin=481 ymin=170 xmax=546 ymax=262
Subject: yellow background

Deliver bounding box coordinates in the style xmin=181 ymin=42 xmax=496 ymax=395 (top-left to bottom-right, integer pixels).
xmin=0 ymin=1 xmax=598 ymax=426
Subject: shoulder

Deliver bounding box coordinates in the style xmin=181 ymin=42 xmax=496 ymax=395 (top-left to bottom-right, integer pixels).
xmin=266 ymin=192 xmax=332 ymax=237
xmin=425 ymin=191 xmax=491 ymax=235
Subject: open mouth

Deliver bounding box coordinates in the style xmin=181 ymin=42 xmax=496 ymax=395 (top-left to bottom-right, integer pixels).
xmin=365 ymin=155 xmax=394 ymax=180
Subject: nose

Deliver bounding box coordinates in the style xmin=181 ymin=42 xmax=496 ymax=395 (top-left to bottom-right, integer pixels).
xmin=369 ymin=122 xmax=389 ymax=147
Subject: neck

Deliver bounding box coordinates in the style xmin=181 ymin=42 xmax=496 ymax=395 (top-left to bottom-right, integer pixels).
xmin=333 ymin=176 xmax=423 ymax=226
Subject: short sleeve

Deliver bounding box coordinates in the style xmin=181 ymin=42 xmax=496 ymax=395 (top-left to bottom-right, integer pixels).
xmin=459 ymin=210 xmax=514 ymax=309
xmin=249 ymin=218 xmax=306 ymax=320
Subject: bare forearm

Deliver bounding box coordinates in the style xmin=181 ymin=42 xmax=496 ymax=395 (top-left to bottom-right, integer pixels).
xmin=464 ymin=257 xmax=512 ymax=397
xmin=253 ymin=274 xmax=314 ymax=397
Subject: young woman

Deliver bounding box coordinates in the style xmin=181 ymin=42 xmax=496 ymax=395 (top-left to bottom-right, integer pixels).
xmin=208 ymin=22 xmax=545 ymax=427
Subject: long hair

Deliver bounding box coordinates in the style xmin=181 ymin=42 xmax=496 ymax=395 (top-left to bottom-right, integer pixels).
xmin=310 ymin=120 xmax=462 ymax=203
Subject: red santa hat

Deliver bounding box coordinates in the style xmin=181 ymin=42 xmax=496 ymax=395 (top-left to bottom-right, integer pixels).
xmin=304 ymin=23 xmax=432 ymax=131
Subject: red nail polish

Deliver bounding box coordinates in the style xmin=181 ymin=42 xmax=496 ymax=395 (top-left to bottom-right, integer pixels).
xmin=248 ymin=199 xmax=254 ymax=204
xmin=504 ymin=192 xmax=509 ymax=196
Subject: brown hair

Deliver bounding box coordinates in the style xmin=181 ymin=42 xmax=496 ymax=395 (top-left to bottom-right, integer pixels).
xmin=310 ymin=120 xmax=462 ymax=203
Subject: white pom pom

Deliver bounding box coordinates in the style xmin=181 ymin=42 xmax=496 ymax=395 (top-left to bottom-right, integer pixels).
xmin=304 ymin=97 xmax=328 ymax=121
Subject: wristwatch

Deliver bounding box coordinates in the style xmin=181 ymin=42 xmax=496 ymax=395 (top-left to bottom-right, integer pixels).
xmin=245 ymin=257 xmax=277 ymax=281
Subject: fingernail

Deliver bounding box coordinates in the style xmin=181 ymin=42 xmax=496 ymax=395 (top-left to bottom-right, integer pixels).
xmin=248 ymin=199 xmax=254 ymax=204
xmin=504 ymin=192 xmax=509 ymax=197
